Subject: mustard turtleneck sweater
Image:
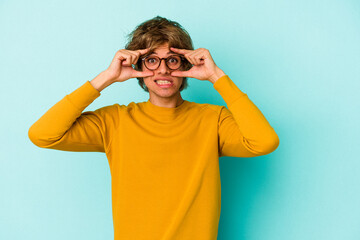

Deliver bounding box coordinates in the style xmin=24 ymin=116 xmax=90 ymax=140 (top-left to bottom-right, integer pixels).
xmin=28 ymin=75 xmax=279 ymax=240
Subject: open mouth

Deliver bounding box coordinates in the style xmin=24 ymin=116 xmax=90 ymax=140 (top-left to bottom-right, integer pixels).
xmin=155 ymin=79 xmax=174 ymax=87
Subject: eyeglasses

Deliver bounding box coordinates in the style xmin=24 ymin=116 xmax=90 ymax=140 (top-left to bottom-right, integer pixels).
xmin=141 ymin=54 xmax=187 ymax=71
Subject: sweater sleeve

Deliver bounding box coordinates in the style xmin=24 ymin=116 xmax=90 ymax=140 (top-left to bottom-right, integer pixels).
xmin=213 ymin=75 xmax=280 ymax=157
xmin=28 ymin=81 xmax=118 ymax=153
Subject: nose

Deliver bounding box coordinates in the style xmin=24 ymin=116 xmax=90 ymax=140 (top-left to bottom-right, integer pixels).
xmin=156 ymin=59 xmax=170 ymax=74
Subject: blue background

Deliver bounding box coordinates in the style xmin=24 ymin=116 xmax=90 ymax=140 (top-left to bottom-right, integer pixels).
xmin=1 ymin=0 xmax=359 ymax=239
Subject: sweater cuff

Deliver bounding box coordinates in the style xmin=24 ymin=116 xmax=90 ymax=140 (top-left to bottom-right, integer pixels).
xmin=66 ymin=81 xmax=101 ymax=110
xmin=213 ymin=75 xmax=247 ymax=106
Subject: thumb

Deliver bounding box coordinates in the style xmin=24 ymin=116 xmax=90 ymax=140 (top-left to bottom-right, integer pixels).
xmin=171 ymin=70 xmax=193 ymax=78
xmin=131 ymin=69 xmax=154 ymax=78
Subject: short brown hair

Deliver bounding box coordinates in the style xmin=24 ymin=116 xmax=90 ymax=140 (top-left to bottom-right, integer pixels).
xmin=125 ymin=16 xmax=194 ymax=92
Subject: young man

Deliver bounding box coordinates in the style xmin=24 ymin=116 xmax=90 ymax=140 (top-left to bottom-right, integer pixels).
xmin=29 ymin=16 xmax=279 ymax=240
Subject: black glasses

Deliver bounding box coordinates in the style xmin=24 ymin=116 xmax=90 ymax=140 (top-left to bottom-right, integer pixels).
xmin=141 ymin=54 xmax=187 ymax=71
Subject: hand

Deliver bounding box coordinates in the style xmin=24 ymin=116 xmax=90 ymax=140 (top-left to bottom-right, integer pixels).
xmin=170 ymin=47 xmax=226 ymax=83
xmin=105 ymin=48 xmax=154 ymax=82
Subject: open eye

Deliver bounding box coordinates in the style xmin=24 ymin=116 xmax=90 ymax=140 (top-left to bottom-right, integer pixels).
xmin=146 ymin=57 xmax=159 ymax=66
xmin=147 ymin=57 xmax=158 ymax=64
xmin=168 ymin=57 xmax=179 ymax=63
xmin=167 ymin=56 xmax=181 ymax=65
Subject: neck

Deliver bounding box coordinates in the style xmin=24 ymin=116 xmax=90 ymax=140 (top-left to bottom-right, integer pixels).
xmin=148 ymin=93 xmax=184 ymax=108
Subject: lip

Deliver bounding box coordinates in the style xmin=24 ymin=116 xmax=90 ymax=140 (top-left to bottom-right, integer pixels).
xmin=155 ymin=78 xmax=174 ymax=88
xmin=154 ymin=77 xmax=173 ymax=82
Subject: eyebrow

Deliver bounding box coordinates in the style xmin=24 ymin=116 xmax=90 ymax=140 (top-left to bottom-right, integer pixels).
xmin=149 ymin=51 xmax=177 ymax=55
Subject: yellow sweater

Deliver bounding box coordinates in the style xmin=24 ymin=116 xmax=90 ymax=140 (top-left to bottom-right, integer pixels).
xmin=28 ymin=75 xmax=279 ymax=240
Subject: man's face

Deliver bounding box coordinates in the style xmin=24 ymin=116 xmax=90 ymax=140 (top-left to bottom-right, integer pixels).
xmin=141 ymin=42 xmax=184 ymax=99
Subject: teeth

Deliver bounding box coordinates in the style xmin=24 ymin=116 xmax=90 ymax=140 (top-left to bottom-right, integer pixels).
xmin=156 ymin=80 xmax=172 ymax=85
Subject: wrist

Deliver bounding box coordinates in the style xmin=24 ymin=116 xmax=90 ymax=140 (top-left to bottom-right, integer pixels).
xmin=90 ymin=71 xmax=114 ymax=92
xmin=208 ymin=68 xmax=226 ymax=84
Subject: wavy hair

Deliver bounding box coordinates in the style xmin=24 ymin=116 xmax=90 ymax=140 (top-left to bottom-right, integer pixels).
xmin=125 ymin=16 xmax=194 ymax=92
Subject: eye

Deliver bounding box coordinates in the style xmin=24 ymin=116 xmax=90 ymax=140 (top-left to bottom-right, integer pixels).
xmin=169 ymin=58 xmax=178 ymax=63
xmin=147 ymin=57 xmax=158 ymax=63
xmin=167 ymin=56 xmax=180 ymax=64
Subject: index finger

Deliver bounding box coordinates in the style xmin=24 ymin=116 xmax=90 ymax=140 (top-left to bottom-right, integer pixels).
xmin=170 ymin=47 xmax=192 ymax=54
xmin=136 ymin=48 xmax=151 ymax=55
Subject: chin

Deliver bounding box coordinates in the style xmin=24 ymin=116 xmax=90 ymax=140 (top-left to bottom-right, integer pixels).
xmin=151 ymin=88 xmax=179 ymax=96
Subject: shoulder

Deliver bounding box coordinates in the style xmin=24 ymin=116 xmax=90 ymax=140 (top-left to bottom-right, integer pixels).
xmin=90 ymin=101 xmax=148 ymax=115
xmin=97 ymin=102 xmax=138 ymax=111
xmin=80 ymin=104 xmax=121 ymax=122
xmin=104 ymin=101 xmax=146 ymax=116
xmin=187 ymin=101 xmax=225 ymax=116
xmin=93 ymin=103 xmax=121 ymax=113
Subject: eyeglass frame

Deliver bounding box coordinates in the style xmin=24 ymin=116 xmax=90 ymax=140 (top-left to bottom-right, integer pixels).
xmin=140 ymin=54 xmax=188 ymax=71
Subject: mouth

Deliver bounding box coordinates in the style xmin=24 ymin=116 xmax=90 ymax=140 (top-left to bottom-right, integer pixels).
xmin=154 ymin=78 xmax=174 ymax=88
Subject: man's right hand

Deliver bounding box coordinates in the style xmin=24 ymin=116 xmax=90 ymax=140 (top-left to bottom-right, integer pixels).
xmin=90 ymin=48 xmax=154 ymax=92
xmin=105 ymin=48 xmax=154 ymax=83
